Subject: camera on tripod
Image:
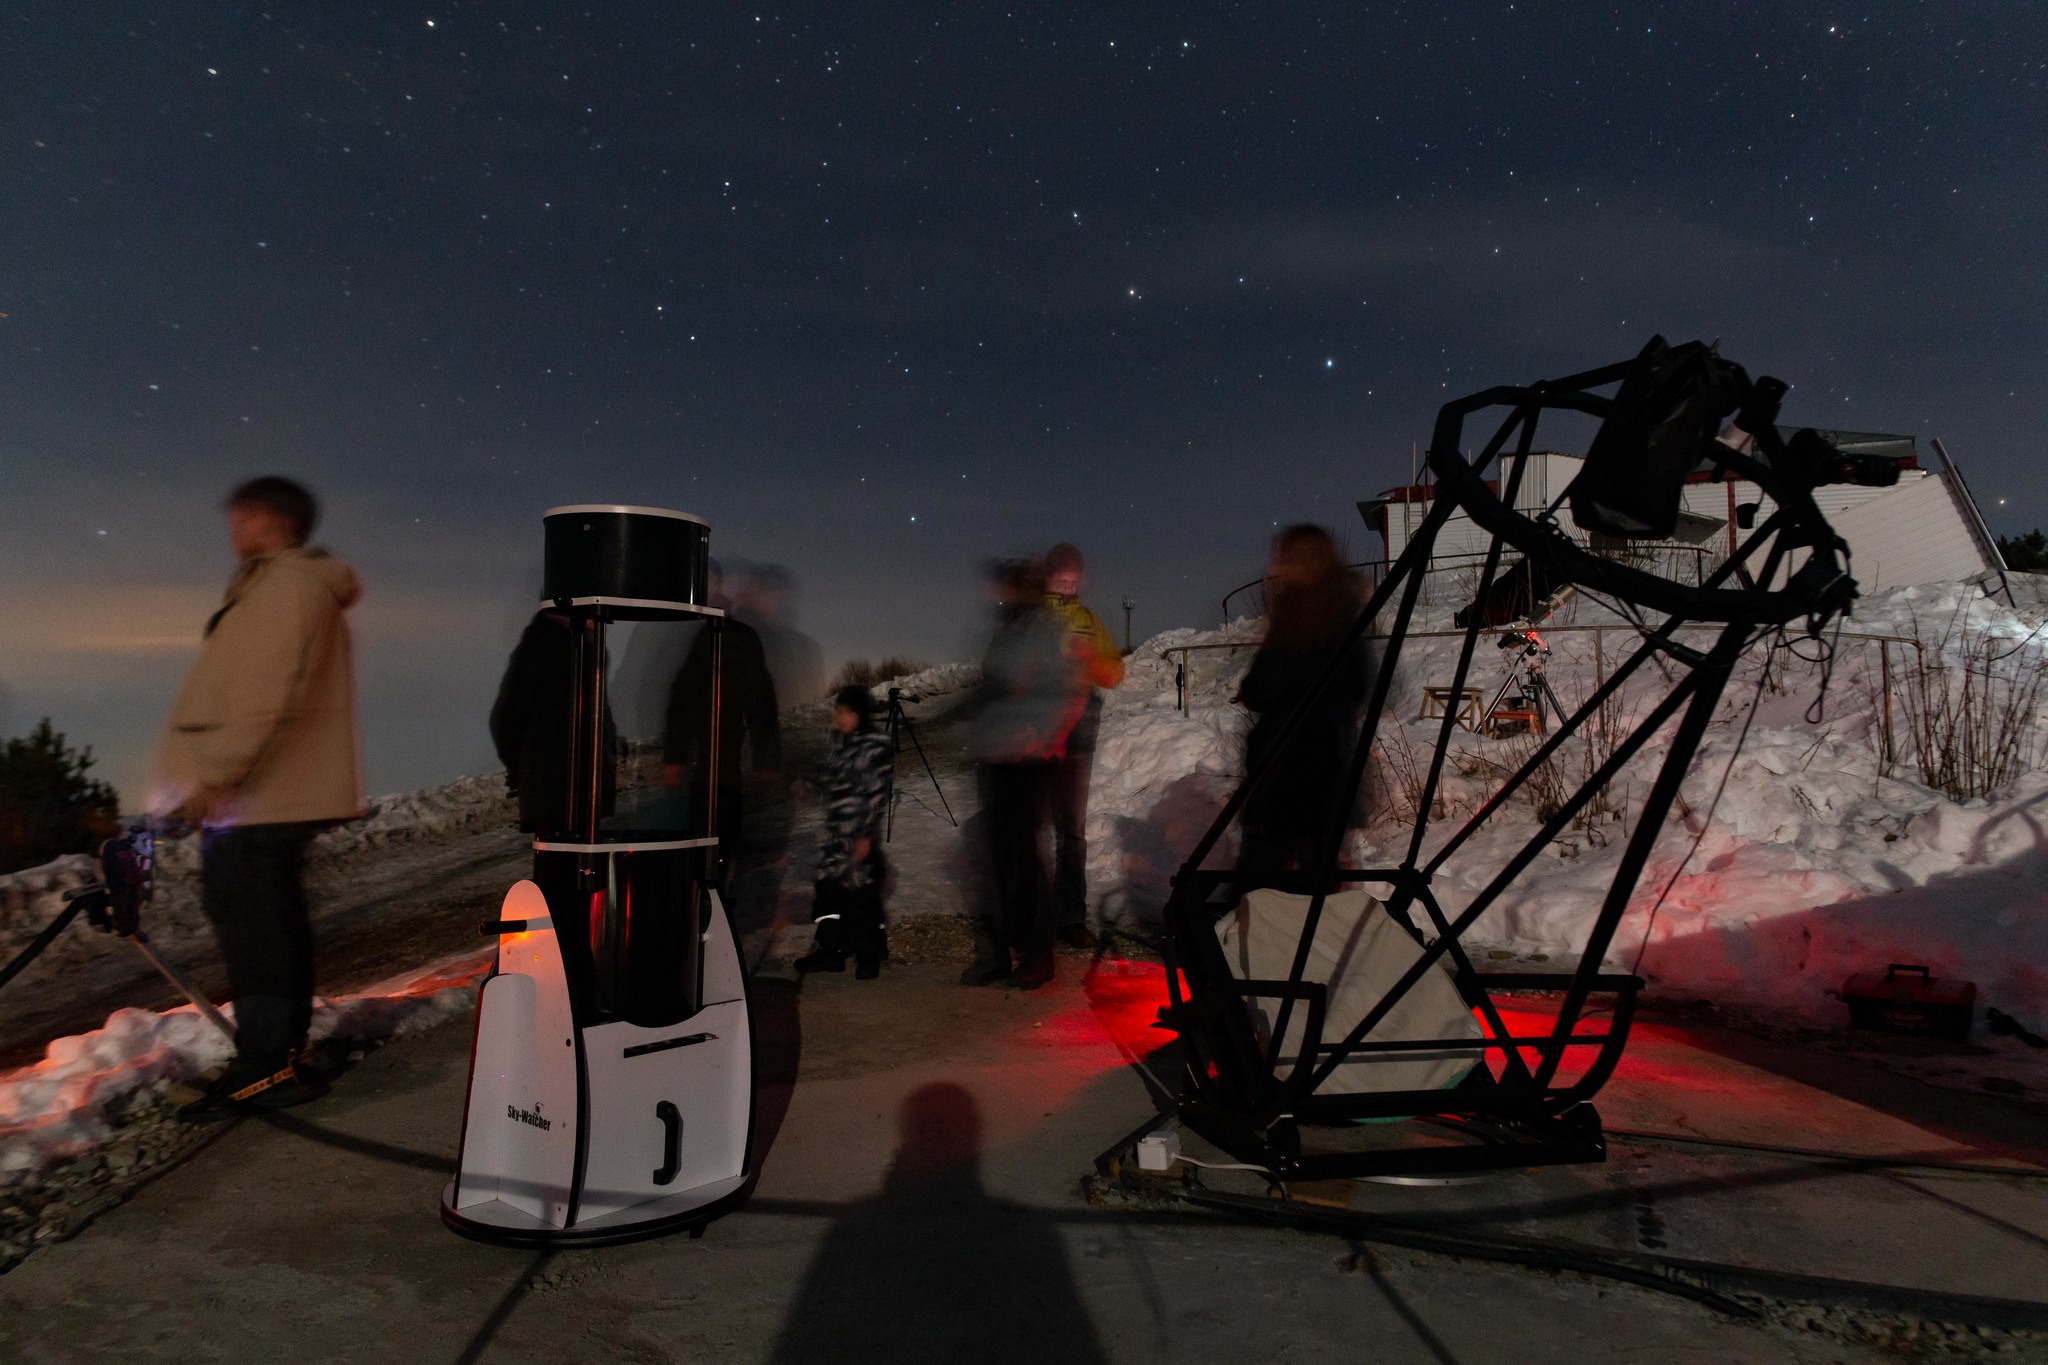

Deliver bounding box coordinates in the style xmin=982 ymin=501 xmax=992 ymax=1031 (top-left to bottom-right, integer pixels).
xmin=1487 ymin=629 xmax=1563 ymax=737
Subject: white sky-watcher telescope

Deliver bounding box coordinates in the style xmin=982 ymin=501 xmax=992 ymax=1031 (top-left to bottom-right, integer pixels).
xmin=442 ymin=505 xmax=756 ymax=1245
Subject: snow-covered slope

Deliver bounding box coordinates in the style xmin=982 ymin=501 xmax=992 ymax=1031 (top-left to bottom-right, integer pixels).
xmin=1088 ymin=579 xmax=2048 ymax=1035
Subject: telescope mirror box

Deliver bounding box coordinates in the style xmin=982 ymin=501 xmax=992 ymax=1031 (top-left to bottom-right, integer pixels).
xmin=1841 ymin=964 xmax=1976 ymax=1042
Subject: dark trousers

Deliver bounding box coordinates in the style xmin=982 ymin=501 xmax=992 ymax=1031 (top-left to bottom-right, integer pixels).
xmin=200 ymin=822 xmax=322 ymax=1070
xmin=977 ymin=761 xmax=1053 ymax=964
xmin=1048 ymin=751 xmax=1092 ymax=928
xmin=811 ymin=867 xmax=886 ymax=961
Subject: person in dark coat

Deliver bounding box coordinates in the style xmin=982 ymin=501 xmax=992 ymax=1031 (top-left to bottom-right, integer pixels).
xmin=1235 ymin=524 xmax=1372 ymax=889
xmin=662 ymin=564 xmax=781 ymax=881
xmin=794 ymin=685 xmax=894 ymax=979
xmin=490 ymin=607 xmax=616 ymax=834
xmin=963 ymin=559 xmax=1087 ymax=990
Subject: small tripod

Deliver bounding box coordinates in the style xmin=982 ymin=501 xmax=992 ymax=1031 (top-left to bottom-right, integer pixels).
xmin=882 ymin=685 xmax=958 ymax=841
xmin=1486 ymin=629 xmax=1569 ymax=733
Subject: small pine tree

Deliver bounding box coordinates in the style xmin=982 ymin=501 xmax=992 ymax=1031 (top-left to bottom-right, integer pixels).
xmin=0 ymin=719 xmax=121 ymax=875
xmin=1997 ymin=529 xmax=2048 ymax=573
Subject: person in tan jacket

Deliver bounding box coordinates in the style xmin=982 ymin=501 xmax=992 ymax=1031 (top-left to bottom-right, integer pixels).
xmin=150 ymin=476 xmax=363 ymax=1115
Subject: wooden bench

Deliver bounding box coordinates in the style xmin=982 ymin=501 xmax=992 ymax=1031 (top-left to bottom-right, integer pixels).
xmin=1418 ymin=685 xmax=1485 ymax=731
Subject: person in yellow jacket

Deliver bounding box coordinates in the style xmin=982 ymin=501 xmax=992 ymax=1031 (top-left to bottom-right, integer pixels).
xmin=150 ymin=476 xmax=364 ymax=1116
xmin=1044 ymin=543 xmax=1124 ymax=948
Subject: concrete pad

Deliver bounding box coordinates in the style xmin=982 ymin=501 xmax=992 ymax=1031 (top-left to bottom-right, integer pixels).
xmin=0 ymin=957 xmax=1904 ymax=1363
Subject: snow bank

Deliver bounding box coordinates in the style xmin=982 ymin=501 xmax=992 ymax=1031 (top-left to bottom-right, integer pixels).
xmin=0 ymin=773 xmax=515 ymax=974
xmin=1086 ymin=581 xmax=2048 ymax=1036
xmin=1087 ymin=621 xmax=1260 ymax=930
xmin=0 ymin=948 xmax=491 ymax=1182
xmin=782 ymin=660 xmax=981 ymax=727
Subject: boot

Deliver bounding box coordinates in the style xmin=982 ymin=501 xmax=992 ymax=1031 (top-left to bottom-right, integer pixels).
xmin=1010 ymin=949 xmax=1055 ymax=991
xmin=961 ymin=917 xmax=1009 ymax=985
xmin=852 ymin=931 xmax=885 ymax=980
xmin=794 ymin=916 xmax=847 ymax=973
xmin=175 ymin=1052 xmax=328 ymax=1123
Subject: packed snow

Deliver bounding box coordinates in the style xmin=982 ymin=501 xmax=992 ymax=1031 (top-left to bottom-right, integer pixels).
xmin=1086 ymin=577 xmax=2048 ymax=1049
xmin=0 ymin=949 xmax=490 ymax=1181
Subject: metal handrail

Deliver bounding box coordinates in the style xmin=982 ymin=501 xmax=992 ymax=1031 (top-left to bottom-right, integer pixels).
xmin=1158 ymin=625 xmax=1922 ymax=722
xmin=1220 ymin=547 xmax=1714 ymax=625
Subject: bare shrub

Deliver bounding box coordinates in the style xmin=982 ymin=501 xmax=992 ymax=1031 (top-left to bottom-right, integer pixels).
xmin=1853 ymin=644 xmax=1902 ymax=781
xmin=1373 ymin=726 xmax=1442 ymax=825
xmin=1899 ymin=607 xmax=2048 ymax=802
xmin=1463 ymin=679 xmax=1634 ymax=837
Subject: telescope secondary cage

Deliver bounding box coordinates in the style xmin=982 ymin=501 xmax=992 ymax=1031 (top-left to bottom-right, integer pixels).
xmin=1158 ymin=337 xmax=1862 ymax=1181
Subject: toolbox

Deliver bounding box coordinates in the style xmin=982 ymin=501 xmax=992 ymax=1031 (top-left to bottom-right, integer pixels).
xmin=1841 ymin=963 xmax=1976 ymax=1041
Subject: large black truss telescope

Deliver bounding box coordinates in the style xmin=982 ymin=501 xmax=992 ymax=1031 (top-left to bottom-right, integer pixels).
xmin=1159 ymin=338 xmax=1868 ymax=1180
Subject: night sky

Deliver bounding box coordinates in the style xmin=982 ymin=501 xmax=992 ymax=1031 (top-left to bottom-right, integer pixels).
xmin=3 ymin=3 xmax=2042 ymax=804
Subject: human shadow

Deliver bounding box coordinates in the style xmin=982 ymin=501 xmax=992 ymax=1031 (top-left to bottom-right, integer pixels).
xmin=767 ymin=1083 xmax=1107 ymax=1365
xmin=748 ymin=971 xmax=803 ymax=1173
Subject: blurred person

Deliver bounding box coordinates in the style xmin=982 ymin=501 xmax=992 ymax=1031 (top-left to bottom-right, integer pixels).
xmin=150 ymin=477 xmax=362 ymax=1117
xmin=963 ymin=559 xmax=1086 ymax=990
xmin=490 ymin=605 xmax=616 ymax=834
xmin=611 ymin=614 xmax=698 ymax=743
xmin=793 ymin=685 xmax=894 ymax=978
xmin=1234 ymin=524 xmax=1373 ymax=888
xmin=1042 ymin=542 xmax=1124 ymax=949
xmin=738 ymin=562 xmax=827 ymax=708
xmin=664 ymin=560 xmax=781 ymax=886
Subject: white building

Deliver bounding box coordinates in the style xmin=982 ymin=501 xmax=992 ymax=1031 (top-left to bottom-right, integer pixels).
xmin=1364 ymin=430 xmax=2006 ymax=600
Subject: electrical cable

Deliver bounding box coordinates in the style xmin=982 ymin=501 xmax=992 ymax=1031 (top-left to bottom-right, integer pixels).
xmin=1165 ymin=1183 xmax=2048 ymax=1332
xmin=1602 ymin=1127 xmax=2048 ymax=1180
xmin=1174 ymin=1155 xmax=1276 ymax=1175
xmin=1627 ymin=649 xmax=1773 ymax=977
xmin=1170 ymin=1185 xmax=1762 ymax=1320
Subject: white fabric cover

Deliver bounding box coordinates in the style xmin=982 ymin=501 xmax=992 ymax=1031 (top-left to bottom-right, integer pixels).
xmin=1215 ymin=888 xmax=1484 ymax=1096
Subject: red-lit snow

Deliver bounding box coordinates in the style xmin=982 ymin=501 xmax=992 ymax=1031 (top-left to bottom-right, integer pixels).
xmin=0 ymin=949 xmax=489 ymax=1181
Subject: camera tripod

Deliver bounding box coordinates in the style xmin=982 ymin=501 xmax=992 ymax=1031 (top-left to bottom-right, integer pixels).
xmin=882 ymin=685 xmax=958 ymax=841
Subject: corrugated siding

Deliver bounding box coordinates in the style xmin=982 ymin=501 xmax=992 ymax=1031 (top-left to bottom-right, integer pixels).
xmin=1826 ymin=473 xmax=1993 ymax=590
xmin=1382 ymin=452 xmax=1584 ymax=561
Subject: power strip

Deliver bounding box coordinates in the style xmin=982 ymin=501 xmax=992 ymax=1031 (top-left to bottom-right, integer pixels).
xmin=1136 ymin=1131 xmax=1182 ymax=1171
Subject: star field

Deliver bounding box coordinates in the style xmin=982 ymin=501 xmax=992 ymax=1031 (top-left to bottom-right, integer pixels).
xmin=1 ymin=2 xmax=2042 ymax=798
